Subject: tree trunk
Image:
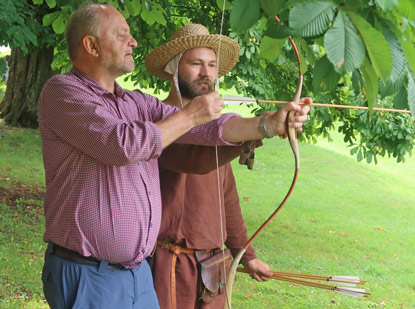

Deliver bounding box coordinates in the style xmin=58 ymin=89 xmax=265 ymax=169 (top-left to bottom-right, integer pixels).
xmin=0 ymin=46 xmax=55 ymax=128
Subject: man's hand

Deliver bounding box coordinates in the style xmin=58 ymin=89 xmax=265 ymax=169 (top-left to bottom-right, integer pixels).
xmin=242 ymin=258 xmax=273 ymax=282
xmin=266 ymin=97 xmax=312 ymax=138
xmin=182 ymin=91 xmax=224 ymax=127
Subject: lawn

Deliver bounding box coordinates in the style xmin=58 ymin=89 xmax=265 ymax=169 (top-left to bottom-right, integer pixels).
xmin=0 ymin=101 xmax=414 ymax=308
xmin=231 ymin=131 xmax=415 ymax=308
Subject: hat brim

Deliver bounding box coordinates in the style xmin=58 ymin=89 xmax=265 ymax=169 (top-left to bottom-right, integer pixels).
xmin=145 ymin=34 xmax=240 ymax=81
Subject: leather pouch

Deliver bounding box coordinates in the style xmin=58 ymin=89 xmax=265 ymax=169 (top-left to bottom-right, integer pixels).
xmin=195 ymin=249 xmax=232 ymax=304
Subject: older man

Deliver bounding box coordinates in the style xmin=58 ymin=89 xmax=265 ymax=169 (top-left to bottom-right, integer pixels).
xmin=38 ymin=4 xmax=309 ymax=309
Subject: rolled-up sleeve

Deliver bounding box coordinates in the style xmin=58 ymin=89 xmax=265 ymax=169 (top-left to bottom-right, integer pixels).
xmin=176 ymin=113 xmax=242 ymax=146
xmin=39 ymin=75 xmax=164 ymax=166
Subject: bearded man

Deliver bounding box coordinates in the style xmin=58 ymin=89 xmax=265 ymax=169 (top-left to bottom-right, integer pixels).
xmin=145 ymin=24 xmax=308 ymax=309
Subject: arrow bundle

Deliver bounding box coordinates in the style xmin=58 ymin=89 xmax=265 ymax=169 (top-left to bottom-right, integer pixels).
xmin=236 ymin=268 xmax=370 ymax=298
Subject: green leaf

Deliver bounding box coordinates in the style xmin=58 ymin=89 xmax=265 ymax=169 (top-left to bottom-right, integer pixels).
xmin=216 ymin=0 xmax=232 ymax=10
xmin=324 ymin=10 xmax=365 ymax=75
xmin=381 ymin=22 xmax=406 ymax=84
xmin=348 ymin=12 xmax=392 ymax=84
xmin=265 ymin=18 xmax=291 ymax=39
xmin=230 ymin=0 xmax=261 ymax=31
xmin=259 ymin=36 xmax=283 ymax=60
xmin=366 ymin=151 xmax=372 ymax=163
xmin=380 ymin=70 xmax=406 ymax=98
xmin=141 ymin=3 xmax=166 ymax=26
xmin=45 ymin=0 xmax=56 ymax=8
xmin=289 ymin=1 xmax=337 ymax=37
xmin=22 ymin=29 xmax=38 ymax=46
xmin=313 ymin=55 xmax=340 ymax=93
xmin=293 ymin=38 xmax=310 ymax=73
xmin=43 ymin=12 xmax=60 ymax=26
xmin=125 ymin=0 xmax=141 ymax=17
xmin=297 ymin=37 xmax=315 ymax=66
xmin=357 ymin=148 xmax=363 ymax=161
xmin=32 ymin=0 xmax=43 ymax=4
xmin=119 ymin=5 xmax=130 ymax=19
xmin=401 ymin=39 xmax=415 ymax=77
xmin=360 ymin=58 xmax=379 ymax=109
xmin=351 ymin=70 xmax=363 ymax=95
xmin=397 ymin=0 xmax=415 ymax=21
xmin=108 ymin=0 xmax=119 ymax=9
xmin=407 ymin=69 xmax=415 ymax=118
xmin=374 ymin=0 xmax=398 ymax=12
xmin=261 ymin=0 xmax=286 ymax=17
xmin=52 ymin=14 xmax=65 ymax=34
xmin=393 ymin=87 xmax=408 ymax=111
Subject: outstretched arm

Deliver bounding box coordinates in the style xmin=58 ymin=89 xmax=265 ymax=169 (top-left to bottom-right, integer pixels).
xmin=222 ymin=98 xmax=311 ymax=142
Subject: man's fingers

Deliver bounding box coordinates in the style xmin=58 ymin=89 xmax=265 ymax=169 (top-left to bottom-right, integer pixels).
xmin=300 ymin=97 xmax=312 ymax=105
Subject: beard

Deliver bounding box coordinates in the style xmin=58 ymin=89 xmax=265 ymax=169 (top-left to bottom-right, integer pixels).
xmin=178 ymin=77 xmax=215 ymax=99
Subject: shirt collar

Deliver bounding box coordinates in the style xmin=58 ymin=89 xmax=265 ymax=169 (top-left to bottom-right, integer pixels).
xmin=70 ymin=67 xmax=126 ymax=98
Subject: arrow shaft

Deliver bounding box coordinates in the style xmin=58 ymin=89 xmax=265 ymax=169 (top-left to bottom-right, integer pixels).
xmin=223 ymin=98 xmax=412 ymax=114
xmin=236 ymin=268 xmax=370 ymax=297
xmin=236 ymin=268 xmax=366 ymax=285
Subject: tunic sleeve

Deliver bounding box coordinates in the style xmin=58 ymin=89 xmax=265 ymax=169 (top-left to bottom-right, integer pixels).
xmin=222 ymin=163 xmax=257 ymax=263
xmin=158 ymin=144 xmax=246 ymax=175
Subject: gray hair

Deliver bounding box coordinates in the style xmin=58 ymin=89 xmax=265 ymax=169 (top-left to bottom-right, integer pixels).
xmin=65 ymin=3 xmax=106 ymax=61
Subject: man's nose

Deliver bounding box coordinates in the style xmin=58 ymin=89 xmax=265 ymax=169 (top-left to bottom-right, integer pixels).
xmin=200 ymin=64 xmax=213 ymax=77
xmin=129 ymin=35 xmax=138 ymax=48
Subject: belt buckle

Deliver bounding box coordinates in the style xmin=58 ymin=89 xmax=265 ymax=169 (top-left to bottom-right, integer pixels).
xmin=162 ymin=241 xmax=172 ymax=250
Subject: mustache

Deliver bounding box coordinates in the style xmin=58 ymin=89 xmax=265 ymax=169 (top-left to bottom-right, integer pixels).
xmin=194 ymin=78 xmax=214 ymax=86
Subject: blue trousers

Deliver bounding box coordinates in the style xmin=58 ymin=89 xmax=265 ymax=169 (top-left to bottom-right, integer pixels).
xmin=42 ymin=243 xmax=159 ymax=309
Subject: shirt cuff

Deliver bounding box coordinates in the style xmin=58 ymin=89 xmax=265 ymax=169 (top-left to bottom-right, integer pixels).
xmin=217 ymin=113 xmax=243 ymax=146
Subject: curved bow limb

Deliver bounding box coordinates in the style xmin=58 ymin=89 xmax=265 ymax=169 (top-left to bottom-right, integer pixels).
xmin=224 ymin=16 xmax=304 ymax=309
xmin=224 ymin=110 xmax=300 ymax=309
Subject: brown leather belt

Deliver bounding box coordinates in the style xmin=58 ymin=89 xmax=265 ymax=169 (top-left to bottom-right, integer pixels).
xmin=52 ymin=244 xmax=125 ymax=271
xmin=157 ymin=240 xmax=196 ymax=255
xmin=157 ymin=240 xmax=211 ymax=309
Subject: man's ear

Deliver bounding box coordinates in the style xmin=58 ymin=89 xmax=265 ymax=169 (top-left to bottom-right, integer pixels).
xmin=82 ymin=35 xmax=99 ymax=57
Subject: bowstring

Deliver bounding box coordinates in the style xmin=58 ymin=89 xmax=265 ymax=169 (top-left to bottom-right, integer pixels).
xmin=215 ymin=0 xmax=231 ymax=307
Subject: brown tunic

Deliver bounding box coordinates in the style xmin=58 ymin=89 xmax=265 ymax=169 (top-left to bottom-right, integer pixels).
xmin=151 ymin=144 xmax=256 ymax=308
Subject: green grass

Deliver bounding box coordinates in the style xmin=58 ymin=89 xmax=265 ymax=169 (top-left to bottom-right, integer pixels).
xmin=0 ymin=103 xmax=414 ymax=308
xmin=0 ymin=202 xmax=46 ymax=308
xmin=231 ymin=129 xmax=415 ymax=308
xmin=0 ymin=124 xmax=44 ymax=188
xmin=0 ymin=122 xmax=47 ymax=308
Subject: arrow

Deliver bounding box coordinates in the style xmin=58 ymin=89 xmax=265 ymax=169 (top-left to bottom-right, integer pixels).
xmin=223 ymin=95 xmax=412 ymax=114
xmin=236 ymin=268 xmax=370 ymax=297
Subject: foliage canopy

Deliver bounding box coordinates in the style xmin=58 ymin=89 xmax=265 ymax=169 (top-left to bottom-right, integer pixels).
xmin=1 ymin=0 xmax=414 ymax=163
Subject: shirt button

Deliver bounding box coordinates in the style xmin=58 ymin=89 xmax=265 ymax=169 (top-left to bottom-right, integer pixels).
xmin=150 ymin=223 xmax=153 ymax=228
xmin=148 ymin=191 xmax=151 ymax=196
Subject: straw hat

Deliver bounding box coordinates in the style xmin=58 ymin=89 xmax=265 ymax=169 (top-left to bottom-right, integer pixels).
xmin=145 ymin=24 xmax=240 ymax=80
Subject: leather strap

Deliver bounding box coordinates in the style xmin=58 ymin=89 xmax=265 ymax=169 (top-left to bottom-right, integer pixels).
xmin=157 ymin=240 xmax=193 ymax=309
xmin=157 ymin=240 xmax=196 ymax=255
xmin=171 ymin=253 xmax=177 ymax=309
xmin=157 ymin=240 xmax=212 ymax=309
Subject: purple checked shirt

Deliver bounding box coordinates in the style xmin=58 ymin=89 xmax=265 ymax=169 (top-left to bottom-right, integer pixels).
xmin=38 ymin=68 xmax=238 ymax=269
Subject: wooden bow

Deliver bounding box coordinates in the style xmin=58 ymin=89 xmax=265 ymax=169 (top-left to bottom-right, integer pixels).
xmin=224 ymin=16 xmax=303 ymax=309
